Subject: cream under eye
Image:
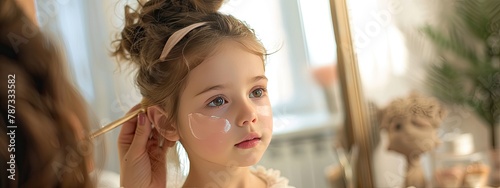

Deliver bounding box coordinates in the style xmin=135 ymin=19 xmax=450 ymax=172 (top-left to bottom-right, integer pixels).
xmin=187 ymin=113 xmax=231 ymax=140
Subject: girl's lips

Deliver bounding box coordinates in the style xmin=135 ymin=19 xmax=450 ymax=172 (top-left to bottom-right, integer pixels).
xmin=235 ymin=132 xmax=261 ymax=149
xmin=235 ymin=138 xmax=261 ymax=149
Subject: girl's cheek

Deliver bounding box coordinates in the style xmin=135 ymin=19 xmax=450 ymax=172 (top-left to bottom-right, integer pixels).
xmin=180 ymin=113 xmax=233 ymax=154
xmin=187 ymin=113 xmax=232 ymax=140
xmin=256 ymin=105 xmax=273 ymax=131
xmin=195 ymin=133 xmax=230 ymax=154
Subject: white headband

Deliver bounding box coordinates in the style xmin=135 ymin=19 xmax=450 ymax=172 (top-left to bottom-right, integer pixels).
xmin=159 ymin=22 xmax=207 ymax=61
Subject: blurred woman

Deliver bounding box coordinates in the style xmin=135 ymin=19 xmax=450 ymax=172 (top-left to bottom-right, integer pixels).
xmin=0 ymin=0 xmax=96 ymax=187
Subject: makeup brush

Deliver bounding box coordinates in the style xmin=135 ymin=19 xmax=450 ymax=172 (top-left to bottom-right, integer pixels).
xmin=89 ymin=108 xmax=146 ymax=139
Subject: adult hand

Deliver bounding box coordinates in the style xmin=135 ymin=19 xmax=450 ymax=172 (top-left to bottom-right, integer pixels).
xmin=117 ymin=104 xmax=173 ymax=188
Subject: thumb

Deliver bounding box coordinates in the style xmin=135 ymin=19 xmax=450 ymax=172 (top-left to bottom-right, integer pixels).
xmin=129 ymin=112 xmax=152 ymax=154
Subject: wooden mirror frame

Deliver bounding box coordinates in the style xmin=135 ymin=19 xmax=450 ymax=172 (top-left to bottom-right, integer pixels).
xmin=329 ymin=0 xmax=375 ymax=187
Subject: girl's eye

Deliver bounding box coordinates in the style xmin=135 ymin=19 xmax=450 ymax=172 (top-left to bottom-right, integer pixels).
xmin=208 ymin=97 xmax=226 ymax=107
xmin=249 ymin=88 xmax=265 ymax=98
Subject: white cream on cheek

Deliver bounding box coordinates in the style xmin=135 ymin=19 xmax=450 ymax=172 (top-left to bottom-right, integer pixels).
xmin=187 ymin=113 xmax=231 ymax=140
xmin=185 ymin=104 xmax=273 ymax=141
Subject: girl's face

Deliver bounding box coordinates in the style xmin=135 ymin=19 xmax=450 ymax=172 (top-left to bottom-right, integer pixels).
xmin=177 ymin=39 xmax=272 ymax=167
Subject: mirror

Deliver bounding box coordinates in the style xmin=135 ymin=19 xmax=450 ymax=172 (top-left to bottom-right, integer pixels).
xmin=331 ymin=0 xmax=500 ymax=187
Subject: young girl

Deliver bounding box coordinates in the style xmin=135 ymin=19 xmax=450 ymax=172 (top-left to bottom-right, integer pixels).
xmin=113 ymin=0 xmax=293 ymax=187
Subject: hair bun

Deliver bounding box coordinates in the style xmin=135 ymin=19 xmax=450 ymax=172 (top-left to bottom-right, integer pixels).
xmin=112 ymin=0 xmax=226 ymax=66
xmin=172 ymin=0 xmax=225 ymax=14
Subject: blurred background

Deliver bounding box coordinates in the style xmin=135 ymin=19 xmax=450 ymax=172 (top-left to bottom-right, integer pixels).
xmin=347 ymin=0 xmax=499 ymax=187
xmin=32 ymin=0 xmax=500 ymax=187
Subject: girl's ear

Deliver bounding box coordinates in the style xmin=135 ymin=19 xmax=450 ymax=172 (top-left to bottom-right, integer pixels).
xmin=147 ymin=105 xmax=180 ymax=142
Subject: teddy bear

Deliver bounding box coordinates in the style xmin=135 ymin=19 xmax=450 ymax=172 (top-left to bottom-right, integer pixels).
xmin=378 ymin=92 xmax=447 ymax=188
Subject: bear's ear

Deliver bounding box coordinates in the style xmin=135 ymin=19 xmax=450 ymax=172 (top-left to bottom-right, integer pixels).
xmin=147 ymin=105 xmax=180 ymax=142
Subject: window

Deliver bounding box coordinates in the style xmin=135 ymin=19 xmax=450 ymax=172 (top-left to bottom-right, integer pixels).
xmin=298 ymin=0 xmax=337 ymax=68
xmin=221 ymin=0 xmax=339 ymax=133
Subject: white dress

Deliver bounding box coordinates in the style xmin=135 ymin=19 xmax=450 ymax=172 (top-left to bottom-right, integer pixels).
xmin=250 ymin=166 xmax=295 ymax=188
xmin=110 ymin=166 xmax=295 ymax=188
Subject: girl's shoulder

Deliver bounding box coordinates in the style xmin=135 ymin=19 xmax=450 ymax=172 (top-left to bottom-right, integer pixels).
xmin=250 ymin=165 xmax=296 ymax=188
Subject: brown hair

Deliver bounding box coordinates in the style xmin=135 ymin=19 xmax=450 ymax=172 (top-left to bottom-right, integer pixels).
xmin=0 ymin=0 xmax=95 ymax=187
xmin=112 ymin=0 xmax=266 ymax=128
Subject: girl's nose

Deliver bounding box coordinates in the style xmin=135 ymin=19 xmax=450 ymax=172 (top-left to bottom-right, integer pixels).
xmin=235 ymin=99 xmax=258 ymax=127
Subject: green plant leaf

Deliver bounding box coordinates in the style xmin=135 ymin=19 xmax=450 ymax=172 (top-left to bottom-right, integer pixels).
xmin=421 ymin=0 xmax=500 ymax=148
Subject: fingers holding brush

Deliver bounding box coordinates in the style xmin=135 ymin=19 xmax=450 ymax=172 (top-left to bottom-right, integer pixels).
xmin=117 ymin=104 xmax=144 ymax=158
xmin=118 ymin=104 xmax=169 ymax=188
